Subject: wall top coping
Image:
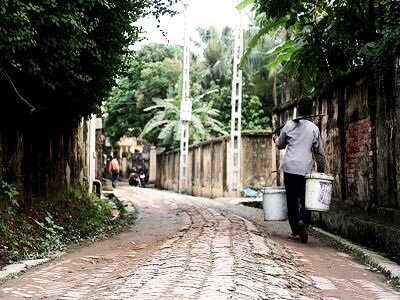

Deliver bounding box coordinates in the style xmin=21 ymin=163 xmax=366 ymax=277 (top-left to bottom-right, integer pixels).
xmin=189 ymin=130 xmax=272 ymax=148
xmin=157 ymin=130 xmax=272 ymax=156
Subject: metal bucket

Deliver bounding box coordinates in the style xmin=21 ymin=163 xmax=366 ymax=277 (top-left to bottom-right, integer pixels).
xmin=305 ymin=173 xmax=334 ymax=211
xmin=262 ymin=187 xmax=287 ymax=221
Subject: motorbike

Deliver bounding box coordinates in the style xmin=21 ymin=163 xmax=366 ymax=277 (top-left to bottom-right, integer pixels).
xmin=128 ymin=169 xmax=140 ymax=187
xmin=137 ymin=168 xmax=147 ymax=188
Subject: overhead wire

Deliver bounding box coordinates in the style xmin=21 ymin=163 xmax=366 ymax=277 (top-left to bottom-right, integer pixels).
xmin=1 ymin=66 xmax=37 ymax=113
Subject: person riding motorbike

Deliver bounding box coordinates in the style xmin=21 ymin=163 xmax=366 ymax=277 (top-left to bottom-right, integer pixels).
xmin=128 ymin=168 xmax=140 ymax=187
xmin=137 ymin=166 xmax=147 ymax=188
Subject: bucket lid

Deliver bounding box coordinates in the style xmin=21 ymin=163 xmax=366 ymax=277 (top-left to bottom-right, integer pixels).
xmin=305 ymin=172 xmax=334 ymax=181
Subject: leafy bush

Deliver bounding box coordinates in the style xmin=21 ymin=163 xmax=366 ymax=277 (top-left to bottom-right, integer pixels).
xmin=0 ymin=180 xmax=19 ymax=210
xmin=0 ymin=187 xmax=136 ymax=266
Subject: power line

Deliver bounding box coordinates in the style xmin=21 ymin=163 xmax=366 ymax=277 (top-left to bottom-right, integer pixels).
xmin=1 ymin=66 xmax=37 ymax=113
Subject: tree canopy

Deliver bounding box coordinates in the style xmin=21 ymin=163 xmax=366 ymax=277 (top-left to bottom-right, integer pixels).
xmin=140 ymin=90 xmax=228 ymax=147
xmin=0 ymin=0 xmax=178 ymax=125
xmin=104 ymin=27 xmax=272 ymax=147
xmin=241 ymin=0 xmax=400 ymax=94
xmin=104 ymin=43 xmax=182 ymax=143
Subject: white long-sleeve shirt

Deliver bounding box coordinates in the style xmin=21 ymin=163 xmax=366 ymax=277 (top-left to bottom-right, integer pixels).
xmin=275 ymin=119 xmax=325 ymax=175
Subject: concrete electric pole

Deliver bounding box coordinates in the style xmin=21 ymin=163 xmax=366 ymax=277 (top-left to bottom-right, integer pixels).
xmin=227 ymin=11 xmax=243 ymax=195
xmin=179 ymin=2 xmax=191 ymax=193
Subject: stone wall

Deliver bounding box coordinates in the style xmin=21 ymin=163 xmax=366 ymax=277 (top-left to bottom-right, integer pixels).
xmin=344 ymin=117 xmax=375 ymax=203
xmin=241 ymin=132 xmax=273 ymax=188
xmin=0 ymin=120 xmax=91 ymax=202
xmin=274 ymin=65 xmax=400 ymax=260
xmin=95 ymin=128 xmax=104 ymax=179
xmin=156 ymin=131 xmax=273 ymax=198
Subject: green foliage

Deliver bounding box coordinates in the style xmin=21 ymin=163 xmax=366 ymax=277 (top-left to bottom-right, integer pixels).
xmin=0 ymin=180 xmax=19 ymax=208
xmin=140 ymin=90 xmax=228 ymax=147
xmin=104 ymin=44 xmax=182 ymax=144
xmin=0 ymin=180 xmax=19 ymax=219
xmin=137 ymin=43 xmax=181 ymax=63
xmin=194 ymin=26 xmax=272 ymax=131
xmin=241 ymin=28 xmax=277 ymax=118
xmin=243 ymin=0 xmax=400 ymax=93
xmin=56 ymin=191 xmax=112 ymax=240
xmin=195 ymin=26 xmax=233 ymax=89
xmin=34 ymin=213 xmax=64 ymax=254
xmin=0 ymin=0 xmax=179 ymax=125
xmin=242 ymin=95 xmax=269 ymax=130
xmin=0 ymin=189 xmax=136 ymax=265
xmin=206 ymin=85 xmax=232 ymax=131
xmin=105 ymin=26 xmax=274 ymax=145
xmin=236 ymin=0 xmax=254 ymax=11
xmin=367 ymin=0 xmax=400 ymax=70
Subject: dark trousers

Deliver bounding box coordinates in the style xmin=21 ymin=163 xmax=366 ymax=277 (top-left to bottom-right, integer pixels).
xmin=111 ymin=172 xmax=118 ymax=186
xmin=284 ymin=172 xmax=311 ymax=235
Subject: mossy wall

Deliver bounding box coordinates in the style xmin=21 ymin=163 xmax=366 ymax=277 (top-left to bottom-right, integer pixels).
xmin=274 ymin=60 xmax=400 ymax=259
xmin=0 ymin=120 xmax=89 ymax=203
xmin=156 ymin=131 xmax=273 ymax=198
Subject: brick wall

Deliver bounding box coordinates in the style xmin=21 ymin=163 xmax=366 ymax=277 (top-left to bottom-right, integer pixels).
xmin=345 ymin=117 xmax=375 ymax=201
xmin=273 ymin=72 xmax=400 ymax=259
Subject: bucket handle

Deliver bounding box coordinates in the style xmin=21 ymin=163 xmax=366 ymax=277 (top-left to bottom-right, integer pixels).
xmin=271 ymin=170 xmax=284 ymax=186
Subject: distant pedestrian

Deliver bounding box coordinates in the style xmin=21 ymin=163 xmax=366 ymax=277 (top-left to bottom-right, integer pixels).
xmin=272 ymin=96 xmax=325 ymax=243
xmin=108 ymin=153 xmax=120 ymax=188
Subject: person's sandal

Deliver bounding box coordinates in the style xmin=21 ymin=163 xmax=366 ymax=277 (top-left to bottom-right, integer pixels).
xmin=288 ymin=234 xmax=300 ymax=241
xmin=298 ymin=220 xmax=308 ymax=243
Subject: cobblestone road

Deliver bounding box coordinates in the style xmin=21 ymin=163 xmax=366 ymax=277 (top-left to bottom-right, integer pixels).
xmin=1 ymin=186 xmax=399 ymax=300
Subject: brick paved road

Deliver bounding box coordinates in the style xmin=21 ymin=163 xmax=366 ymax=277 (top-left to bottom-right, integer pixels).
xmin=1 ymin=186 xmax=399 ymax=300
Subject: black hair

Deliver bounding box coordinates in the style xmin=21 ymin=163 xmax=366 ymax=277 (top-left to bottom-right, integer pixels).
xmin=297 ymin=96 xmax=313 ymax=116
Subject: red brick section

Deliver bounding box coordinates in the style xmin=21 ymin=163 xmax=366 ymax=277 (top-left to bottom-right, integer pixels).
xmin=345 ymin=117 xmax=374 ymax=191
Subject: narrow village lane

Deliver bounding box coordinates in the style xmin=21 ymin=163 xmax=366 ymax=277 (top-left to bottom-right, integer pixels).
xmin=1 ymin=186 xmax=399 ymax=300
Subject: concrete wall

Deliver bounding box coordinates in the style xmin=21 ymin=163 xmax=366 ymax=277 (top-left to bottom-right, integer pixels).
xmin=273 ymin=62 xmax=400 ymax=260
xmin=95 ymin=118 xmax=104 ymax=180
xmin=86 ymin=116 xmax=97 ymax=195
xmin=156 ymin=131 xmax=273 ymax=198
xmin=0 ymin=119 xmax=93 ymax=202
xmin=241 ymin=132 xmax=273 ymax=189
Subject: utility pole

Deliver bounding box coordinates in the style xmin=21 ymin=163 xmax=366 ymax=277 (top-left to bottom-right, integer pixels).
xmin=179 ymin=2 xmax=191 ymax=193
xmin=227 ymin=11 xmax=243 ymax=195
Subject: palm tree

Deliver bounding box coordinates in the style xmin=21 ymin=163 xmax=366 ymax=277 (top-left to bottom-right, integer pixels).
xmin=140 ymin=90 xmax=228 ymax=147
xmin=194 ymin=26 xmax=234 ymax=89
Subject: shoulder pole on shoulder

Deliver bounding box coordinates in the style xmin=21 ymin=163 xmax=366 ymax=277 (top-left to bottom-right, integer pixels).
xmin=272 ymin=114 xmax=325 ymax=135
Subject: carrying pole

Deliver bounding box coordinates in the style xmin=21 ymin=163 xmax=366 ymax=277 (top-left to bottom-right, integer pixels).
xmin=272 ymin=114 xmax=325 ymax=135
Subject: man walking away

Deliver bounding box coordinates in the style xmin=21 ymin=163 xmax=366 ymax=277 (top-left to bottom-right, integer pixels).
xmin=272 ymin=96 xmax=325 ymax=243
xmin=109 ymin=153 xmax=120 ymax=188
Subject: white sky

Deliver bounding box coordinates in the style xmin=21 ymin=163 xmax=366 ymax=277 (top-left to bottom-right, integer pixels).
xmin=134 ymin=0 xmax=246 ymax=48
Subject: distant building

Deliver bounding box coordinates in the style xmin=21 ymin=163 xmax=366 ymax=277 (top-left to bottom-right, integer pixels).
xmin=118 ymin=136 xmax=144 ymax=158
